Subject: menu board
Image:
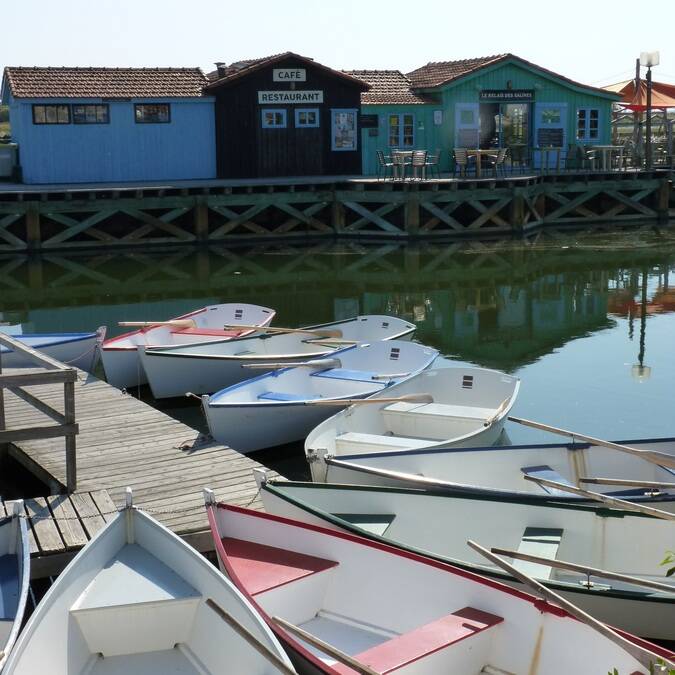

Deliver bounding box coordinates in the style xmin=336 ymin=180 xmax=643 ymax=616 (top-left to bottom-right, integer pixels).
xmin=332 ymin=110 xmax=358 ymax=151
xmin=537 ymin=128 xmax=564 ymax=147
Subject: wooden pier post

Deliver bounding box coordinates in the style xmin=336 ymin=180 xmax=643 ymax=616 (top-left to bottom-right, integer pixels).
xmin=510 ymin=187 xmax=526 ymax=231
xmin=194 ymin=198 xmax=210 ymax=241
xmin=656 ymin=176 xmax=671 ymax=224
xmin=25 ymin=208 xmax=41 ymax=250
xmin=404 ymin=188 xmax=420 ymax=235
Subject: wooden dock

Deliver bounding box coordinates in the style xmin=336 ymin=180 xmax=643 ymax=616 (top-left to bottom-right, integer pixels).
xmin=0 ymin=170 xmax=672 ymax=252
xmin=1 ymin=366 xmax=277 ymax=578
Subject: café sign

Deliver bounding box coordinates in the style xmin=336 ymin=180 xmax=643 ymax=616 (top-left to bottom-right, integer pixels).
xmin=258 ymin=90 xmax=324 ymax=103
xmin=479 ymin=89 xmax=534 ymax=101
xmin=273 ymin=68 xmax=307 ymax=82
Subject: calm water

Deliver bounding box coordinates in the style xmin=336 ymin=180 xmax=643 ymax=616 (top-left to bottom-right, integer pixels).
xmin=2 ymin=226 xmax=675 ymax=478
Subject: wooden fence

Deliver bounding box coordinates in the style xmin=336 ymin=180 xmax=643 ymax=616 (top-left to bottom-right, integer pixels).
xmin=0 ymin=333 xmax=78 ymax=492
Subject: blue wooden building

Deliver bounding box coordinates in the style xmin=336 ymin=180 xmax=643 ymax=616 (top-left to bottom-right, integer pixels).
xmin=0 ymin=67 xmax=216 ymax=184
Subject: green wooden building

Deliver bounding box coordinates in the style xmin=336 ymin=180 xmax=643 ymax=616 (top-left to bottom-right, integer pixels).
xmin=348 ymin=54 xmax=621 ymax=175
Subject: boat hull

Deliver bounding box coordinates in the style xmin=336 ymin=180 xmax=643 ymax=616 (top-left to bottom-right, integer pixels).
xmin=99 ymin=346 xmax=145 ymax=390
xmin=2 ymin=333 xmax=102 ymax=372
xmin=203 ymin=400 xmax=348 ymax=453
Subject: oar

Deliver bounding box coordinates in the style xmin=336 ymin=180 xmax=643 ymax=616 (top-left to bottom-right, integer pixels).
xmin=523 ymin=475 xmax=675 ymax=520
xmin=579 ymin=477 xmax=675 ymax=490
xmin=467 ymin=541 xmax=672 ymax=671
xmin=489 ymin=546 xmax=675 ymax=594
xmin=224 ymin=324 xmax=343 ymax=338
xmin=306 ymin=393 xmax=434 ymax=406
xmin=272 ymin=616 xmax=381 ymax=675
xmin=242 ymin=358 xmax=341 ymax=370
xmin=206 ymin=599 xmax=297 ymax=675
xmin=483 ymin=397 xmax=511 ymax=428
xmin=508 ymin=416 xmax=675 ymax=470
xmin=118 ymin=319 xmax=196 ymax=329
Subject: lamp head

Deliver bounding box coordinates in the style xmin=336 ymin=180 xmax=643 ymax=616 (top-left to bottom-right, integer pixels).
xmin=640 ymin=51 xmax=660 ymax=67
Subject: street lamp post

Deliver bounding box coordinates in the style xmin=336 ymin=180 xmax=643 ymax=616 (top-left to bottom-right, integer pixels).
xmin=640 ymin=51 xmax=659 ymax=170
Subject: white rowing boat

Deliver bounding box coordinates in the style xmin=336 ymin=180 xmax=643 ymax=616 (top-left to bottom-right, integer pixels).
xmin=259 ymin=478 xmax=675 ymax=641
xmin=207 ymin=496 xmax=673 ymax=674
xmin=100 ymin=303 xmax=275 ymax=390
xmin=1 ymin=326 xmax=106 ymax=371
xmin=305 ymin=367 xmax=520 ymax=483
xmin=309 ymin=432 xmax=675 ymax=509
xmin=3 ymin=495 xmax=295 ymax=674
xmin=201 ymin=340 xmax=439 ymax=453
xmin=138 ymin=315 xmax=416 ymax=399
xmin=0 ymin=504 xmax=29 ymax=671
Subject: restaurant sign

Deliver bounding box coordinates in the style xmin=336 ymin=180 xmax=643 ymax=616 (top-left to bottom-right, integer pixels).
xmin=479 ymin=89 xmax=534 ymax=102
xmin=258 ymin=90 xmax=324 ymax=104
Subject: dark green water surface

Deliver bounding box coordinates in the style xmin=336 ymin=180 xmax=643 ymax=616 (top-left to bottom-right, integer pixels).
xmin=3 ymin=226 xmax=675 ymax=479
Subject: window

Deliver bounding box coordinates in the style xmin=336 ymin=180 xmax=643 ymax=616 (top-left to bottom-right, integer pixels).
xmin=388 ymin=113 xmax=414 ymax=148
xmin=73 ymin=104 xmax=109 ymax=124
xmin=32 ymin=104 xmax=70 ymax=124
xmin=134 ymin=103 xmax=170 ymax=124
xmin=576 ymin=108 xmax=599 ymax=141
xmin=331 ymin=109 xmax=358 ymax=151
xmin=261 ymin=109 xmax=287 ymax=128
xmin=459 ymin=109 xmax=475 ymax=125
xmin=295 ymin=108 xmax=319 ymax=128
xmin=541 ymin=109 xmax=561 ymax=124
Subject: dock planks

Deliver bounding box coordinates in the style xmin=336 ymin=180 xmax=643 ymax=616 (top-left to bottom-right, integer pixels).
xmin=2 ymin=367 xmax=278 ymax=576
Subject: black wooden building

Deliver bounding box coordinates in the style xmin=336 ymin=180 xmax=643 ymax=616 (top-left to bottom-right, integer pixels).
xmin=206 ymin=52 xmax=369 ymax=178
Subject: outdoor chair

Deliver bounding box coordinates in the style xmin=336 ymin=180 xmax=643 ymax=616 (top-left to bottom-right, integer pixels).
xmin=411 ymin=150 xmax=428 ymax=180
xmin=376 ymin=150 xmax=394 ymax=181
xmin=391 ymin=150 xmax=411 ymax=180
xmin=488 ymin=148 xmax=509 ymax=177
xmin=424 ymin=149 xmax=442 ymax=179
xmin=508 ymin=145 xmax=529 ymax=174
xmin=453 ymin=148 xmax=474 ymax=177
xmin=583 ymin=145 xmax=598 ymax=171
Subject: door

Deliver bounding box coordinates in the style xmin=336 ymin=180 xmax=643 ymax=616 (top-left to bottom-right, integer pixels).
xmin=534 ymin=103 xmax=567 ymax=169
xmin=454 ymin=104 xmax=479 ymax=148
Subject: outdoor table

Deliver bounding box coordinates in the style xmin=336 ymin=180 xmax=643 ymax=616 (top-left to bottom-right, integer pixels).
xmin=391 ymin=150 xmax=413 ymax=180
xmin=465 ymin=149 xmax=497 ymax=178
xmin=534 ymin=147 xmax=562 ymax=173
xmin=591 ymin=145 xmax=624 ymax=171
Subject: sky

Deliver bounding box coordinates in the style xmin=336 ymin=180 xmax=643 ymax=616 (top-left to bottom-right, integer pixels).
xmin=2 ymin=0 xmax=675 ymax=86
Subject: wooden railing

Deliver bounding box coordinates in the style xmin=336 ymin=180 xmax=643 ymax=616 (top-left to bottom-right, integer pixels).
xmin=0 ymin=333 xmax=78 ymax=492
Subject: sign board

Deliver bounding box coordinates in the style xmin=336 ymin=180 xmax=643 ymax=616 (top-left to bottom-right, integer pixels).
xmin=360 ymin=114 xmax=379 ymax=128
xmin=273 ymin=68 xmax=307 ymax=82
xmin=258 ymin=90 xmax=323 ymax=104
xmin=479 ymin=89 xmax=534 ymax=102
xmin=433 ymin=110 xmax=443 ymax=125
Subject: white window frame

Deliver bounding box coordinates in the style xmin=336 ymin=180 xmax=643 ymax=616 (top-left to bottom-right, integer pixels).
xmin=576 ymin=108 xmax=600 ymax=142
xmin=295 ymin=108 xmax=320 ymax=128
xmin=388 ymin=113 xmax=415 ymax=148
xmin=261 ymin=108 xmax=287 ymax=129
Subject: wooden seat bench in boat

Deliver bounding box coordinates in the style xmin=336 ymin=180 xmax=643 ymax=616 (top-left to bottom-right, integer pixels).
xmin=335 ymin=432 xmax=432 ymax=454
xmin=520 ymin=465 xmax=575 ymax=497
xmin=69 ymin=544 xmax=201 ymax=657
xmin=221 ymin=537 xmax=339 ymax=596
xmin=257 ymin=391 xmax=318 ymax=402
xmin=511 ymin=527 xmax=563 ymax=580
xmin=331 ymin=607 xmax=503 ymax=674
xmin=382 ymin=401 xmax=494 ymax=439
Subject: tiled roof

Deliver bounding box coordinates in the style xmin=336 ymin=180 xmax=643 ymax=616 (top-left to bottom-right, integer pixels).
xmin=407 ymin=53 xmax=618 ymax=97
xmin=205 ymin=52 xmax=369 ymax=91
xmin=407 ymin=55 xmax=507 ymax=88
xmin=206 ymin=55 xmax=281 ymax=81
xmin=345 ymin=70 xmax=436 ymax=105
xmin=3 ymin=67 xmax=209 ymax=99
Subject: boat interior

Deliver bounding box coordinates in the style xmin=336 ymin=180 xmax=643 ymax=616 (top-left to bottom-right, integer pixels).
xmin=6 ymin=511 xmax=287 ymax=675
xmin=216 ymin=505 xmax=648 ymax=675
xmin=308 ymin=368 xmax=518 ymax=460
xmin=209 ymin=342 xmax=436 ymax=405
xmin=0 ymin=520 xmax=20 ymax=655
xmin=262 ymin=483 xmax=675 ymax=594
